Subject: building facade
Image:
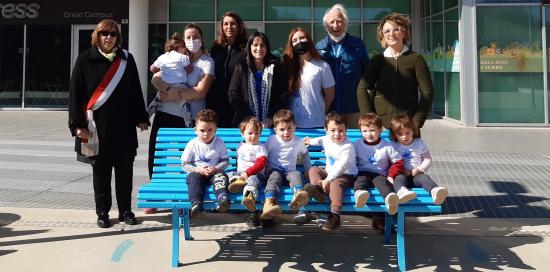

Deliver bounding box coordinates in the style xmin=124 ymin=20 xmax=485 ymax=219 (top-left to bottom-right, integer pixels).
xmin=1 ymin=0 xmax=549 ymax=127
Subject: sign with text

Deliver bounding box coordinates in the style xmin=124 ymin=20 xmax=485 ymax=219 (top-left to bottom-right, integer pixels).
xmin=479 ymin=41 xmax=543 ymax=73
xmin=0 ymin=0 xmax=128 ymax=25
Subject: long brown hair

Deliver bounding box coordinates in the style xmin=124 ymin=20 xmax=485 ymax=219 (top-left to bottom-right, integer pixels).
xmin=214 ymin=11 xmax=247 ymax=48
xmin=281 ymin=27 xmax=320 ymax=95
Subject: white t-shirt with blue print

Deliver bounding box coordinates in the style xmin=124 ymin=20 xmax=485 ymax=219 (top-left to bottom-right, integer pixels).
xmin=180 ymin=136 xmax=228 ymax=169
xmin=392 ymin=138 xmax=431 ymax=170
xmin=354 ymin=139 xmax=402 ymax=175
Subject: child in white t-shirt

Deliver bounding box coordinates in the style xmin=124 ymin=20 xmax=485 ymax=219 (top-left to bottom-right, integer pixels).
xmin=148 ymin=32 xmax=193 ymax=126
xmin=390 ymin=114 xmax=448 ymax=205
xmin=353 ymin=113 xmax=407 ymax=216
xmin=227 ymin=117 xmax=268 ymax=227
xmin=181 ymin=109 xmax=230 ymax=216
xmin=303 ymin=111 xmax=358 ymax=231
xmin=262 ymin=109 xmax=311 ymax=224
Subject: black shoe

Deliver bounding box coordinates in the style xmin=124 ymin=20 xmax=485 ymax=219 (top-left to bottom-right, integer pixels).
xmin=303 ymin=183 xmax=326 ymax=202
xmin=246 ymin=211 xmax=260 ymax=227
xmin=322 ymin=213 xmax=341 ymax=231
xmin=97 ymin=214 xmax=111 ymax=228
xmin=118 ymin=211 xmax=138 ymax=225
xmin=371 ymin=214 xmax=385 ymax=233
xmin=260 ymin=218 xmax=275 ymax=228
xmin=190 ymin=203 xmax=204 ymax=217
xmin=216 ymin=195 xmax=231 ymax=213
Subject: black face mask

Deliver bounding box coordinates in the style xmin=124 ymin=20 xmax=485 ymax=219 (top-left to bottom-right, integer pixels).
xmin=293 ymin=41 xmax=310 ymax=55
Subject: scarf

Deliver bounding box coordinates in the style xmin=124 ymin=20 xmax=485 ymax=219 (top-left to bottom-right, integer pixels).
xmin=248 ymin=63 xmax=273 ymax=121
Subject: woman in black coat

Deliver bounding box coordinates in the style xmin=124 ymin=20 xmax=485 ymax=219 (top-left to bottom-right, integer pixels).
xmin=208 ymin=11 xmax=248 ymax=127
xmin=68 ymin=19 xmax=149 ymax=228
xmin=228 ymin=32 xmax=289 ymax=128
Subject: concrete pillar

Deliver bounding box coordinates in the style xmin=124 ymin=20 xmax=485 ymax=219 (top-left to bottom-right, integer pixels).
xmin=459 ymin=0 xmax=478 ymax=127
xmin=129 ymin=0 xmax=149 ymax=104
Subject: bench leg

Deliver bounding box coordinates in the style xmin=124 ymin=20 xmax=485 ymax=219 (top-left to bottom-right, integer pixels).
xmin=384 ymin=213 xmax=392 ymax=244
xmin=397 ymin=212 xmax=406 ymax=272
xmin=183 ymin=208 xmax=193 ymax=240
xmin=171 ymin=209 xmax=181 ymax=268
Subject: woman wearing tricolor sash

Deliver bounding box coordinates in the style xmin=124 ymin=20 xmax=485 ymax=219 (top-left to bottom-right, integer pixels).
xmin=68 ymin=19 xmax=149 ymax=228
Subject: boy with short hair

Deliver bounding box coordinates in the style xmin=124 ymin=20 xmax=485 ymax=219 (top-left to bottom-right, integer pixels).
xmin=303 ymin=111 xmax=358 ymax=231
xmin=353 ymin=113 xmax=406 ymax=216
xmin=263 ymin=109 xmax=311 ymax=222
xmin=228 ymin=116 xmax=268 ymax=227
xmin=181 ymin=109 xmax=231 ymax=216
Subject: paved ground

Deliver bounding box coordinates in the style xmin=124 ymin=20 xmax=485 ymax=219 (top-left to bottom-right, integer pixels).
xmin=1 ymin=111 xmax=550 ymax=271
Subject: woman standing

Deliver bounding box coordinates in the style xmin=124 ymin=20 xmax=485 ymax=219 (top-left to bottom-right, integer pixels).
xmin=282 ymin=27 xmax=335 ymax=129
xmin=68 ymin=19 xmax=149 ymax=228
xmin=208 ymin=11 xmax=248 ymax=127
xmin=357 ymin=13 xmax=434 ymax=129
xmin=228 ymin=32 xmax=289 ymax=128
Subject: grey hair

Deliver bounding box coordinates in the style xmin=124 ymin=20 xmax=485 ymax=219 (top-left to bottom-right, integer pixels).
xmin=323 ymin=3 xmax=349 ymax=29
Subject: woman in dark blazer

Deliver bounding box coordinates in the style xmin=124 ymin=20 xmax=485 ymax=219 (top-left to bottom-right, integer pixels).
xmin=208 ymin=11 xmax=248 ymax=127
xmin=228 ymin=32 xmax=289 ymax=128
xmin=357 ymin=13 xmax=434 ymax=129
xmin=68 ymin=19 xmax=149 ymax=228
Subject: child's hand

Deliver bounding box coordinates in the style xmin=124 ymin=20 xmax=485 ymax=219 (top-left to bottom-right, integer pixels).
xmin=303 ymin=137 xmax=310 ymax=146
xmin=194 ymin=166 xmax=209 ymax=176
xmin=321 ymin=179 xmax=330 ymax=193
xmin=387 ymin=176 xmax=394 ymax=184
xmin=241 ymin=172 xmax=248 ymax=180
xmin=204 ymin=166 xmax=217 ymax=176
xmin=412 ymin=168 xmax=424 ymax=176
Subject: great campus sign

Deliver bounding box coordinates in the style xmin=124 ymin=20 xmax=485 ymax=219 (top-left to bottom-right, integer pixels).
xmin=0 ymin=0 xmax=128 ymax=24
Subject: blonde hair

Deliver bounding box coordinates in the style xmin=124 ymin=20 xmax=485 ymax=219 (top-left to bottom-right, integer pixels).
xmin=376 ymin=13 xmax=411 ymax=48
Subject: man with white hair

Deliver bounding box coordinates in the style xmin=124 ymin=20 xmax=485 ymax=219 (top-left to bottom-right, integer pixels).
xmin=316 ymin=3 xmax=369 ymax=128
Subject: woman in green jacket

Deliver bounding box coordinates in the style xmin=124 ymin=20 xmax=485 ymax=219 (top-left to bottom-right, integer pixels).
xmin=357 ymin=13 xmax=433 ymax=129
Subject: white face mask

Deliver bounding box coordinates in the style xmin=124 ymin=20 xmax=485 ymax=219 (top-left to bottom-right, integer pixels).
xmin=185 ymin=39 xmax=202 ymax=53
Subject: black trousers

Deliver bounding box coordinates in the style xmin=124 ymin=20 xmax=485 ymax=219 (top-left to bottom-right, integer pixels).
xmin=354 ymin=171 xmax=394 ymax=198
xmin=92 ymin=150 xmax=135 ymax=216
xmin=148 ymin=111 xmax=187 ymax=178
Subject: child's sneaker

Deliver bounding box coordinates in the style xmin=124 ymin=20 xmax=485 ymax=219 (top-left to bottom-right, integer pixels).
xmin=190 ymin=202 xmax=204 ymax=217
xmin=246 ymin=211 xmax=260 ymax=227
xmin=289 ymin=190 xmax=309 ymax=210
xmin=241 ymin=192 xmax=256 ymax=211
xmin=431 ymin=186 xmax=448 ymax=205
xmin=397 ymin=187 xmax=417 ymax=204
xmin=228 ymin=177 xmax=247 ymax=193
xmin=354 ymin=190 xmax=370 ymax=208
xmin=143 ymin=208 xmax=157 ymax=214
xmin=216 ymin=195 xmax=231 ymax=213
xmin=261 ymin=198 xmax=282 ymax=219
xmin=385 ymin=193 xmax=399 ymax=215
xmin=303 ymin=183 xmax=326 ymax=202
xmin=294 ymin=210 xmax=312 ymax=224
xmin=322 ymin=212 xmax=341 ymax=231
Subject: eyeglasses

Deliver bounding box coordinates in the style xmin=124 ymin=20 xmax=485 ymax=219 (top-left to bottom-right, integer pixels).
xmin=99 ymin=31 xmax=118 ymax=37
xmin=382 ymin=27 xmax=403 ymax=35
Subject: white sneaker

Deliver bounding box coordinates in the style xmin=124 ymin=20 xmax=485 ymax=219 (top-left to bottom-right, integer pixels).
xmin=385 ymin=193 xmax=398 ymax=215
xmin=397 ymin=187 xmax=417 ymax=204
xmin=431 ymin=187 xmax=448 ymax=205
xmin=354 ymin=190 xmax=370 ymax=208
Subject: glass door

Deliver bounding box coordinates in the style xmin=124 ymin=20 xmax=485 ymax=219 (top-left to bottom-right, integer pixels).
xmin=0 ymin=25 xmax=24 ymax=108
xmin=71 ymin=25 xmax=96 ymax=74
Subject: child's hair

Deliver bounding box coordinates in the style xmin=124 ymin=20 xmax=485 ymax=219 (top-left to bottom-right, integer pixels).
xmin=239 ymin=116 xmax=262 ymax=133
xmin=195 ymin=108 xmax=217 ymax=125
xmin=358 ymin=113 xmax=383 ymax=129
xmin=164 ymin=32 xmax=185 ymax=52
xmin=389 ymin=113 xmax=420 ymax=141
xmin=272 ymin=109 xmax=295 ymax=127
xmin=325 ymin=111 xmax=346 ymax=128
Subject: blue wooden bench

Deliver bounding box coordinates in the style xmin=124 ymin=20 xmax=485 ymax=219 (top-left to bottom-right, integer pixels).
xmin=137 ymin=128 xmax=442 ymax=271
